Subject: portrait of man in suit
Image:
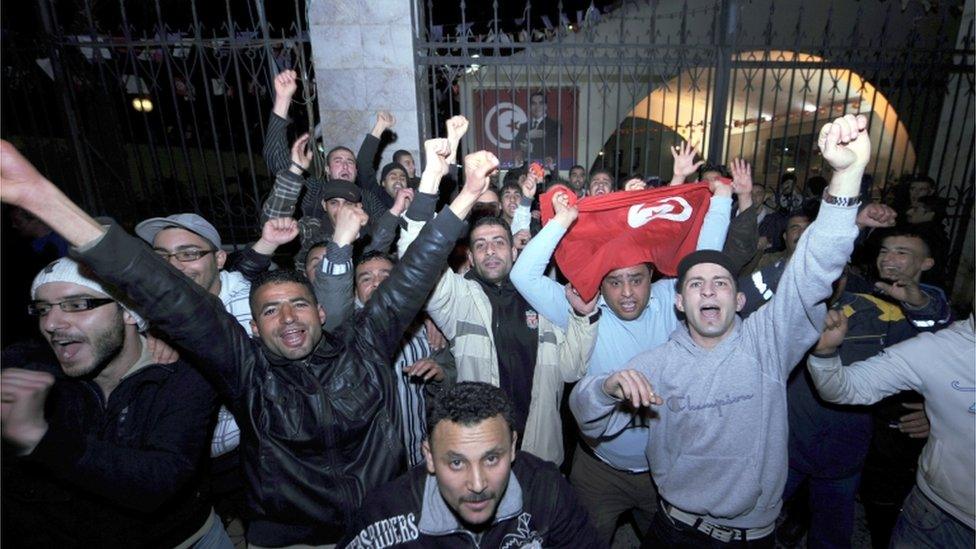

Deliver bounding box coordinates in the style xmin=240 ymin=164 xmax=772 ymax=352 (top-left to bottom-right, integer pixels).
xmin=514 ymin=91 xmax=561 ymax=164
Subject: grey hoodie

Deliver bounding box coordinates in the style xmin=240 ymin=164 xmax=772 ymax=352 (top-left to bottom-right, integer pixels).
xmin=570 ymin=200 xmax=858 ymax=529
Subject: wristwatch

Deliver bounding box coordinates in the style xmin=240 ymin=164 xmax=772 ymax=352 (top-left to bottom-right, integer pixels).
xmin=821 ymin=190 xmax=861 ymax=208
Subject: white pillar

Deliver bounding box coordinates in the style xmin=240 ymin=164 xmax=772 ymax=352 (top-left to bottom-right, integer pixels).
xmin=308 ymin=0 xmax=421 ymax=173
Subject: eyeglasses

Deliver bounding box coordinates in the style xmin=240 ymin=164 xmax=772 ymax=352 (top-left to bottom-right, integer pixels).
xmin=154 ymin=249 xmax=214 ymax=262
xmin=28 ymin=298 xmax=116 ymax=316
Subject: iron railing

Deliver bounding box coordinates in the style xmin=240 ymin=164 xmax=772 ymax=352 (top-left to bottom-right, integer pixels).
xmin=412 ymin=0 xmax=975 ymax=284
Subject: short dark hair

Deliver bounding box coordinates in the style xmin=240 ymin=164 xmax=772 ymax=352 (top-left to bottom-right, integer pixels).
xmin=325 ymin=146 xmax=355 ymax=165
xmin=569 ymin=164 xmax=586 ymax=174
xmin=787 ymin=199 xmax=821 ymax=224
xmin=529 ymin=91 xmax=546 ymax=103
xmin=249 ymin=269 xmax=317 ymax=312
xmin=426 ymin=382 xmax=516 ymax=442
xmin=699 ymin=163 xmax=728 ymax=179
xmin=469 ymin=215 xmax=513 ymax=245
xmin=355 ymin=250 xmax=397 ymax=270
xmin=393 ymin=149 xmax=412 ymax=165
xmin=588 ymin=168 xmax=614 ymax=183
xmin=304 ymin=240 xmax=330 ymax=265
xmin=500 ymin=182 xmax=521 ymax=195
xmin=502 ymin=169 xmax=524 ymax=186
xmin=877 ymin=227 xmax=934 ymax=259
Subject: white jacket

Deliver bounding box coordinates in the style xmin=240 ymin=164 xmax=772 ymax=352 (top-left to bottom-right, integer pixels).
xmin=808 ymin=315 xmax=976 ymax=528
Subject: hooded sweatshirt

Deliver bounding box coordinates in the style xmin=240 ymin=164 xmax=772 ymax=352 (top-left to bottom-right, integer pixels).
xmin=570 ymin=200 xmax=858 ymax=529
xmin=807 ymin=315 xmax=976 ymax=529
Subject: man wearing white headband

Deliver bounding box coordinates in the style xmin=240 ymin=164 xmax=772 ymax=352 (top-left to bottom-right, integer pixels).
xmin=1 ymin=258 xmax=230 ymax=547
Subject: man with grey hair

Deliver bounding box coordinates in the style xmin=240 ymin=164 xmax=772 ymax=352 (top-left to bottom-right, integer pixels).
xmin=1 ymin=258 xmax=228 ymax=547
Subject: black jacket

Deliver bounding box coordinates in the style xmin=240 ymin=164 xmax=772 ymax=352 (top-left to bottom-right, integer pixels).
xmin=74 ymin=208 xmax=467 ymax=546
xmin=341 ymin=452 xmax=604 ymax=548
xmin=1 ymin=341 xmax=216 ymax=548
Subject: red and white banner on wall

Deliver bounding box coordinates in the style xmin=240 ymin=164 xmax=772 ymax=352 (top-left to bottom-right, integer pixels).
xmin=472 ymin=88 xmax=578 ymax=169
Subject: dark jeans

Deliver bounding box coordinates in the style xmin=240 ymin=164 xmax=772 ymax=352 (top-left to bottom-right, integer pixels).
xmin=782 ymin=465 xmax=861 ymax=548
xmin=640 ymin=508 xmax=775 ymax=549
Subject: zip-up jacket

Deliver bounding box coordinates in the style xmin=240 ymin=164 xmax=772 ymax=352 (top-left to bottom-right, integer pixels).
xmin=1 ymin=339 xmax=216 ymax=548
xmin=340 ymin=451 xmax=604 ymax=548
xmin=397 ymin=193 xmax=599 ymax=466
xmin=72 ymin=208 xmax=467 ymax=546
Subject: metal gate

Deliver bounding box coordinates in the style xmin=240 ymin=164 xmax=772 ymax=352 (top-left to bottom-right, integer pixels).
xmin=411 ymin=0 xmax=975 ymax=284
xmin=1 ymin=0 xmax=317 ymax=244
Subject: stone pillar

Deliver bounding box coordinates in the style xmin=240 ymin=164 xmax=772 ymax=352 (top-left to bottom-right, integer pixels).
xmin=308 ymin=0 xmax=421 ymax=175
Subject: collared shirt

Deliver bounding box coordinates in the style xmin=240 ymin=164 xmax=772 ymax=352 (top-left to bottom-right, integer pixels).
xmin=211 ymin=269 xmax=252 ymax=457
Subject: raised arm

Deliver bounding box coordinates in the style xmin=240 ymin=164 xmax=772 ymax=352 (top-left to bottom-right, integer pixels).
xmin=0 ymin=141 xmax=254 ymax=403
xmin=354 ymin=111 xmax=396 ymax=191
xmin=264 ymin=69 xmax=299 ymax=177
xmin=237 ymin=217 xmax=300 ymax=281
xmin=354 ymin=150 xmax=498 ymax=363
xmin=261 ymin=133 xmax=312 ymax=223
xmin=510 ymin=171 xmax=540 ymax=235
xmin=807 ymin=310 xmax=925 ymax=405
xmin=668 ymin=141 xmax=704 ymax=187
xmin=746 ymin=114 xmax=871 ymax=379
xmin=510 ymin=190 xmax=577 ymax=329
xmin=310 ymin=209 xmax=366 ymax=332
xmin=694 ymin=179 xmax=733 ymax=251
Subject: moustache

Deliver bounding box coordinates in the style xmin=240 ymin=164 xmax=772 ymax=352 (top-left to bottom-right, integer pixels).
xmin=460 ymin=492 xmax=495 ymax=504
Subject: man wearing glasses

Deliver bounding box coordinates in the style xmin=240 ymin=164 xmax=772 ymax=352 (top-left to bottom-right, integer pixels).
xmin=137 ymin=213 xmax=253 ymax=330
xmin=2 ymin=258 xmax=226 ymax=547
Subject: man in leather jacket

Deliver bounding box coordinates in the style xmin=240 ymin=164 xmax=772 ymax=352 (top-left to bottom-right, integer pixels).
xmin=0 ymin=138 xmax=499 ymax=547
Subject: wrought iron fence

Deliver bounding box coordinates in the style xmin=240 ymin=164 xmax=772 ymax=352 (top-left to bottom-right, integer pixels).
xmin=1 ymin=0 xmax=317 ymax=244
xmin=412 ymin=0 xmax=975 ymax=284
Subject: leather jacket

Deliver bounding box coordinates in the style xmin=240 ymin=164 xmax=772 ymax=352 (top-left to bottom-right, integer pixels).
xmin=75 ymin=208 xmax=468 ymax=546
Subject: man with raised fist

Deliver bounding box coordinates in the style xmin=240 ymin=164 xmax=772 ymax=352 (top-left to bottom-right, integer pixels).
xmin=571 ymin=114 xmax=873 ymax=547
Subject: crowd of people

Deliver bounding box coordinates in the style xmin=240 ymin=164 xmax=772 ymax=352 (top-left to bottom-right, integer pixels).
xmin=1 ymin=71 xmax=972 ymax=549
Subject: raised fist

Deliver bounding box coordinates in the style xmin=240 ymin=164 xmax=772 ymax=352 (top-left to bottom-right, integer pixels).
xmin=551 ymin=191 xmax=578 ymax=228
xmin=423 ymin=138 xmax=452 ymax=178
xmin=376 ymin=111 xmax=396 ymax=131
xmin=520 ymin=172 xmax=540 ymax=199
xmin=1 ymin=368 xmax=55 ymax=452
xmin=274 ymin=70 xmax=298 ymax=100
xmin=332 ymin=203 xmax=369 ymax=247
xmin=261 ymin=217 xmax=299 ymax=247
xmin=446 ymin=115 xmax=469 ymax=147
xmin=290 ymin=133 xmax=313 ymax=171
xmin=462 ymin=151 xmax=500 ymax=198
xmin=390 ymin=187 xmax=415 ymax=216
xmin=623 ymin=178 xmax=647 ymax=192
xmin=818 ymin=114 xmax=870 ymax=173
xmin=856 ymin=203 xmax=897 ymax=229
xmin=814 ymin=308 xmax=849 ymax=356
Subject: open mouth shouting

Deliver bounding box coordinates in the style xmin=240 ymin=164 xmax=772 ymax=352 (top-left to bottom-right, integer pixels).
xmin=279 ymin=326 xmax=308 ymax=350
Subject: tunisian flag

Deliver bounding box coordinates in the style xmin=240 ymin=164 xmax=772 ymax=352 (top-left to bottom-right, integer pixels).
xmin=539 ymin=183 xmax=715 ymax=301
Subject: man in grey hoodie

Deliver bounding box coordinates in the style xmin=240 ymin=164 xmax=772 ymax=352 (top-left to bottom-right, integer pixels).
xmin=569 ymin=114 xmax=874 ymax=548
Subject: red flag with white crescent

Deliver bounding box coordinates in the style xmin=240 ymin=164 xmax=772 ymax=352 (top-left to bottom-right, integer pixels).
xmin=540 ymin=183 xmax=719 ymax=301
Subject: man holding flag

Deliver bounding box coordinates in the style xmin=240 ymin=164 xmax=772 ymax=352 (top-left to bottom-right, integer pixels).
xmin=510 ymin=144 xmax=739 ymax=545
xmin=569 ymin=114 xmax=874 ymax=547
